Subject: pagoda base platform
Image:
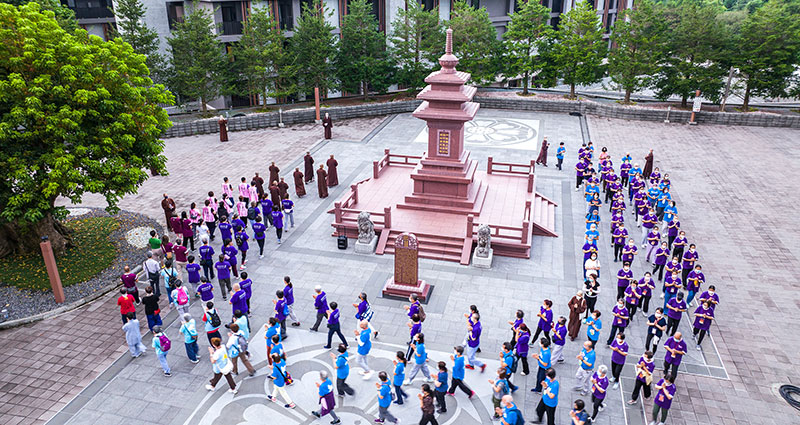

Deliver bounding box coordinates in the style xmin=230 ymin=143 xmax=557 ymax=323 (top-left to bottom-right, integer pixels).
xmin=381 ymin=278 xmax=431 ymax=302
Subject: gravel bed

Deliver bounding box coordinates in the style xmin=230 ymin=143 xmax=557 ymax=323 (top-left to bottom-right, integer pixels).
xmin=0 ymin=208 xmax=162 ymax=322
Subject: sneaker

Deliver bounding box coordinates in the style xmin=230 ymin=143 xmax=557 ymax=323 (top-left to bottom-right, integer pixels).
xmin=228 ymin=388 xmax=239 ymax=394
xmin=164 ymin=372 xmax=172 ymax=377
xmin=437 ymin=409 xmax=446 ymax=414
xmin=331 ymin=420 xmax=341 ymax=425
xmin=469 ymin=391 xmax=475 ymax=399
xmin=291 ymin=322 xmax=301 ymax=327
xmin=285 ymin=403 xmax=296 ymax=409
xmin=206 ymin=384 xmax=215 ymax=391
xmin=446 ymin=392 xmax=455 ymax=397
xmin=374 ymin=331 xmax=379 ymax=338
xmin=599 ymin=403 xmax=606 ymax=411
xmin=404 ymin=380 xmax=412 ymax=386
xmin=480 ymin=365 xmax=486 ymax=373
xmin=323 ymin=345 xmax=331 ymax=349
xmin=613 ymin=382 xmax=619 ymax=389
xmin=659 ymin=293 xmax=664 ymax=299
xmin=259 ymin=255 xmax=264 ymax=259
xmin=363 ymin=371 xmax=373 ymax=380
xmin=267 ymin=395 xmax=277 ymax=402
xmin=557 ymin=359 xmax=565 ymax=363
xmin=520 ymin=372 xmax=528 ymax=376
xmin=465 ymin=365 xmax=475 ymax=370
xmin=278 ymin=240 xmax=282 ymax=244
xmin=627 ymin=400 xmax=637 ymax=405
xmin=190 ymin=359 xmax=200 ymax=364
xmin=580 ymin=390 xmax=588 ymax=396
xmin=696 ymin=345 xmax=702 ymax=350
xmin=374 ymin=420 xmax=385 ymax=424
xmin=530 ymin=389 xmax=541 ymax=393
xmin=425 ymin=377 xmax=434 ymax=383
xmin=312 ymin=412 xmax=321 ymax=418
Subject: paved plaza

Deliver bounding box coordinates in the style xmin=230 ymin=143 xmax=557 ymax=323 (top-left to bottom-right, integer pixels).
xmin=0 ymin=109 xmax=798 ymax=425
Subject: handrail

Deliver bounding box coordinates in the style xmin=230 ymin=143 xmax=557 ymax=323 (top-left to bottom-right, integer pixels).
xmin=487 ymin=157 xmax=535 ymax=176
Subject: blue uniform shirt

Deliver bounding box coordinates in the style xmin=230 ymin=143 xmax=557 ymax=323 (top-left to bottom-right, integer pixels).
xmin=319 ymin=378 xmax=333 ymax=396
xmin=357 ymin=328 xmax=371 ymax=355
xmin=336 ymin=352 xmax=350 ymax=379
xmin=452 ymin=355 xmax=465 ymax=380
xmin=393 ymin=362 xmax=406 ymax=386
xmin=543 ymin=378 xmax=559 ymax=407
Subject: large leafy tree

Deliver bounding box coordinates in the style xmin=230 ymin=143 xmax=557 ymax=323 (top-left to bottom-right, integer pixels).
xmin=167 ymin=3 xmax=223 ymax=111
xmin=502 ymin=0 xmax=552 ymax=94
xmin=448 ymin=0 xmax=502 ymax=85
xmin=652 ymin=1 xmax=729 ymax=106
xmin=291 ymin=0 xmax=337 ymax=97
xmin=336 ymin=0 xmax=394 ymax=100
xmin=0 ymin=0 xmax=77 ymax=31
xmin=736 ymin=0 xmax=800 ymax=109
xmin=607 ymin=0 xmax=668 ymax=103
xmin=232 ymin=6 xmax=297 ymax=103
xmin=550 ymin=1 xmax=606 ymax=98
xmin=388 ymin=0 xmax=444 ymax=91
xmin=111 ymin=0 xmax=167 ymax=84
xmin=0 ymin=3 xmax=173 ymax=257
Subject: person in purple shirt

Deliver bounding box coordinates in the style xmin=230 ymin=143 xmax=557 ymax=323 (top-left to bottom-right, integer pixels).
xmin=609 ymin=333 xmax=628 ymax=389
xmin=652 ymin=241 xmax=669 ymax=281
xmin=627 ymin=351 xmax=655 ymax=404
xmin=260 ymin=195 xmax=274 ymax=227
xmin=508 ymin=310 xmax=524 ymax=345
xmin=406 ymin=314 xmax=422 ymax=359
xmin=666 ymin=216 xmax=680 ymax=249
xmin=185 ymin=255 xmax=202 ymax=294
xmin=663 ymin=333 xmax=687 ymax=379
xmin=218 ymin=216 xmax=233 ymax=242
xmin=663 ymin=271 xmax=682 ymax=309
xmin=465 ymin=313 xmax=485 ymax=372
xmin=671 ymin=231 xmax=688 ymax=262
xmin=664 ymin=257 xmax=682 ymax=290
xmin=239 ymin=271 xmax=252 ymax=311
xmin=198 ymin=237 xmax=215 ymax=281
xmin=639 ymin=273 xmax=656 ymax=316
xmin=640 ymin=208 xmax=657 ymax=247
xmin=621 ymin=238 xmax=638 ymax=264
xmin=229 ymin=282 xmax=248 ymax=316
xmin=665 ymin=291 xmax=687 ymax=336
xmin=223 ymin=239 xmax=239 ymax=278
xmin=234 ymin=226 xmax=249 ymax=268
xmin=698 ymin=285 xmax=720 ymax=311
xmin=323 ymin=302 xmax=348 ymax=349
xmin=652 ymin=374 xmax=677 ymax=424
xmin=274 ymin=289 xmax=289 ymax=339
xmin=310 ymin=286 xmax=329 ymax=332
xmin=692 ymin=300 xmax=715 ymax=349
xmin=575 ymin=161 xmax=586 ymax=190
xmin=514 ymin=323 xmax=530 ymax=375
xmin=271 ymin=206 xmax=284 ymax=244
xmin=605 ymin=299 xmax=629 ymax=346
xmin=404 ymin=293 xmax=421 ymax=319
xmin=681 ymin=244 xmax=699 ymax=284
xmin=645 ymin=226 xmax=661 ymax=263
xmin=231 ymin=215 xmax=246 ymax=233
xmin=590 ymin=365 xmax=609 ymax=420
xmin=612 ymin=224 xmax=629 ymax=262
xmin=531 ymin=300 xmax=554 ymax=344
xmin=251 ymin=216 xmax=267 ymax=258
xmin=550 ymin=317 xmax=567 ymax=364
xmin=616 ymin=263 xmax=634 ymax=301
xmin=196 ymin=277 xmax=214 ymax=302
xmin=283 ymin=276 xmax=300 ymax=327
xmin=624 ymin=280 xmax=642 ymax=317
xmin=685 ymin=265 xmax=704 ymax=306
xmin=214 ymin=254 xmax=232 ymax=300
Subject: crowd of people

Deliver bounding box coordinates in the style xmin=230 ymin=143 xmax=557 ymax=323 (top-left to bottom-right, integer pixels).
xmin=114 ymin=143 xmax=719 ymax=425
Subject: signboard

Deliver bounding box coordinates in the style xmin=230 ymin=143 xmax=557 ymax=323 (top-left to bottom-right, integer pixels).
xmin=437 ymin=130 xmax=450 ymax=156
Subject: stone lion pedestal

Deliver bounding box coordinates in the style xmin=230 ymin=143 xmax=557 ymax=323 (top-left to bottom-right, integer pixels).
xmin=382 ymin=233 xmax=431 ymax=301
xmin=472 ymin=224 xmax=493 ymax=268
xmin=354 ymin=211 xmax=378 ymax=254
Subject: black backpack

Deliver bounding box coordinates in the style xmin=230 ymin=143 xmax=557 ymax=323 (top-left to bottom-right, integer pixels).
xmin=208 ymin=310 xmax=222 ymax=328
xmin=247 ymin=207 xmax=257 ymax=220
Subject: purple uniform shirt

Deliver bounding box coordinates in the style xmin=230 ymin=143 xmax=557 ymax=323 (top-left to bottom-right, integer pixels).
xmin=583 ymin=243 xmax=597 ymax=260
xmin=663 ymin=337 xmax=687 ymax=365
xmin=275 ymin=299 xmax=288 ymax=321
xmin=612 ymin=305 xmax=629 ymax=328
xmin=681 ymin=250 xmax=698 ymax=270
xmin=240 ymin=278 xmax=252 ymax=299
xmin=642 ymin=213 xmax=658 ymax=229
xmin=693 ymin=305 xmax=714 ymax=330
xmin=468 ymin=321 xmax=482 ymax=348
xmin=698 ymin=291 xmax=719 ymax=310
xmin=665 ymin=261 xmax=682 ymax=276
xmin=537 ymin=307 xmax=553 ymax=332
xmin=654 ymin=379 xmax=677 ymax=410
xmin=231 ymin=290 xmax=248 ymax=314
xmin=552 ymin=323 xmax=567 ymax=346
xmin=636 ymin=357 xmax=655 ymax=383
xmin=186 ymin=263 xmax=201 ymax=283
xmin=408 ymin=301 xmax=420 ymax=318
xmin=664 ymin=275 xmax=682 ymax=295
xmin=223 ymin=245 xmax=238 ymax=265
xmin=284 ymin=284 xmax=294 ymax=305
xmin=613 ymin=228 xmax=629 ymax=245
xmin=214 ymin=261 xmax=231 ymax=280
xmin=638 ymin=277 xmax=654 ymax=297
xmin=624 ymin=285 xmax=640 ymax=305
xmin=410 ymin=322 xmax=422 ymax=339
xmin=686 ymin=271 xmax=704 ymax=292
xmin=218 ymin=222 xmax=232 ymax=241
xmin=617 ymin=269 xmax=633 ymax=288
xmin=199 ymin=245 xmax=215 ymax=262
xmin=235 ymin=231 xmax=249 ymax=251
xmin=611 ymin=339 xmax=628 ymax=365
xmin=647 ymin=231 xmax=661 ymax=247
xmin=621 ymin=245 xmax=637 ymax=263
xmin=197 ymin=282 xmax=214 ymax=301
xmin=666 ymin=298 xmax=686 ymax=320
xmin=591 ymin=372 xmax=609 ymax=400
xmin=576 ymin=162 xmax=586 ymax=176
xmin=654 ymin=247 xmax=669 ymax=265
xmin=667 ymin=220 xmax=680 ymax=237
xmin=272 ymin=211 xmax=284 ymax=228
xmin=515 ymin=330 xmax=530 ymax=356
xmin=328 ymin=308 xmax=340 ymax=325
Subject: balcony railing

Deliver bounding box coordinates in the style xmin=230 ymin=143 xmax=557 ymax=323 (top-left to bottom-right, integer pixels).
xmin=73 ymin=6 xmax=114 ymax=19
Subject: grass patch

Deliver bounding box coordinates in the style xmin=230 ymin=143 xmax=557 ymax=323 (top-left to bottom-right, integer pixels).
xmin=516 ymin=92 xmax=536 ymax=97
xmin=0 ymin=217 xmax=119 ymax=291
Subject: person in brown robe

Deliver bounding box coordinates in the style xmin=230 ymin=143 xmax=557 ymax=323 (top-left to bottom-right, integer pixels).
xmin=326 ymin=154 xmax=338 ymax=187
xmin=322 ymin=113 xmax=332 ymax=139
xmin=269 ymin=181 xmax=281 ymax=206
xmin=304 ymin=152 xmax=315 ymax=183
xmin=567 ymin=290 xmax=587 ymax=340
xmin=293 ymin=168 xmax=306 ymax=197
xmin=253 ymin=172 xmax=265 ymax=197
xmin=535 ymin=137 xmax=550 ymax=166
xmin=317 ymin=165 xmax=328 ymax=198
xmin=277 ymin=177 xmax=289 ymax=200
xmin=643 ymin=149 xmax=654 ymax=179
xmin=269 ymin=162 xmax=280 ymax=186
xmin=160 ymin=193 xmax=176 ymax=229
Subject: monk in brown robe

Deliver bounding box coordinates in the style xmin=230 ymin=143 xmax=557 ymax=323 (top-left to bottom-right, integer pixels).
xmin=303 ymin=152 xmax=314 ymax=183
xmin=322 ymin=113 xmax=332 ymax=139
xmin=317 ymin=165 xmax=328 ymax=198
xmin=535 ymin=137 xmax=550 ymax=166
xmin=567 ymin=290 xmax=587 ymax=340
xmin=278 ymin=177 xmax=289 ymax=200
xmin=293 ymin=168 xmax=306 ymax=197
xmin=269 ymin=181 xmax=281 ymax=206
xmin=269 ymin=162 xmax=280 ymax=186
xmin=253 ymin=172 xmax=265 ymax=197
xmin=161 ymin=193 xmax=176 ymax=230
xmin=643 ymin=149 xmax=654 ymax=179
xmin=326 ymin=154 xmax=338 ymax=187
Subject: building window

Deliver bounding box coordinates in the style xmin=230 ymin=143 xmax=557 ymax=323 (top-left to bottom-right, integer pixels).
xmin=551 ymin=0 xmax=563 ymax=13
xmin=62 ymin=0 xmax=114 ymax=19
xmin=278 ymin=0 xmax=294 ymax=29
xmin=220 ymin=3 xmax=244 ymax=35
xmin=167 ymin=2 xmax=185 ymax=30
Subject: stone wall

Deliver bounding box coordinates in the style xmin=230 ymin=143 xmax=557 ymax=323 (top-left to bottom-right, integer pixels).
xmin=163 ymin=96 xmax=799 ymax=138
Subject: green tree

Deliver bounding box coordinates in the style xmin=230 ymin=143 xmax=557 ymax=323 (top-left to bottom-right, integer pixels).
xmin=111 ymin=0 xmax=167 ymax=84
xmin=652 ymin=1 xmax=729 ymax=106
xmin=291 ymin=0 xmax=337 ymax=98
xmin=0 ymin=3 xmax=173 ymax=257
xmin=736 ymin=0 xmax=800 ymax=110
xmin=336 ymin=0 xmax=394 ymax=100
xmin=448 ymin=0 xmax=502 ymax=85
xmin=388 ymin=0 xmax=444 ymax=91
xmin=607 ymin=0 xmax=668 ymax=103
xmin=502 ymin=0 xmax=552 ymax=95
xmin=0 ymin=0 xmax=78 ymax=31
xmin=167 ymin=3 xmax=223 ymax=111
xmin=551 ymin=1 xmax=607 ymax=98
xmin=232 ymin=6 xmax=297 ymax=104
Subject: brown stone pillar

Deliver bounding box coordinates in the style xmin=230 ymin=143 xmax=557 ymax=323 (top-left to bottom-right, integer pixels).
xmin=40 ymin=237 xmax=65 ymax=303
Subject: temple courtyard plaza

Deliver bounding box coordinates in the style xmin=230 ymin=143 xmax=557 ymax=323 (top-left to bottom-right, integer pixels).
xmin=1 ymin=108 xmax=798 ymax=425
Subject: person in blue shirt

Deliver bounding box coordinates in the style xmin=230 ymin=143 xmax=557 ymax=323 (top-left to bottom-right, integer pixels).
xmin=433 ymin=361 xmax=449 ymax=413
xmin=532 ymin=368 xmax=559 ymax=425
xmin=354 ymin=320 xmax=373 ymax=379
xmin=392 ymin=351 xmax=409 ymax=404
xmin=500 ymin=342 xmax=518 ymax=392
xmin=323 ymin=302 xmax=348 ymax=349
xmin=447 ymin=346 xmax=474 ymax=397
xmin=583 ymin=310 xmax=602 ymax=349
xmin=375 ymin=371 xmax=399 ymax=423
xmin=330 ymin=344 xmax=355 ymax=396
xmin=570 ymin=399 xmax=590 ymax=425
xmin=151 ymin=325 xmax=171 ymax=376
xmin=556 ymin=142 xmax=566 ymax=171
xmin=267 ymin=353 xmax=295 ymax=408
xmin=496 ymin=395 xmax=523 ymax=425
xmin=406 ymin=332 xmax=432 ymax=384
xmin=531 ymin=338 xmax=552 ymax=393
xmin=264 ymin=317 xmax=281 ymax=365
xmin=574 ymin=341 xmax=596 ymax=396
xmin=311 ymin=370 xmax=341 ymax=424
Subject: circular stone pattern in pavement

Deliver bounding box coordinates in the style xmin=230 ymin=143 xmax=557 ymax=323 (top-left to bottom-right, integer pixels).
xmin=126 ymin=226 xmax=155 ymax=248
xmin=66 ymin=207 xmax=91 ymax=216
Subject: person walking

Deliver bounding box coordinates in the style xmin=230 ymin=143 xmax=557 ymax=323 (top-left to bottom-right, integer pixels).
xmin=143 ymin=251 xmax=161 ymax=296
xmin=514 ymin=324 xmax=531 ymax=376
xmin=214 ymin=254 xmax=232 ymax=300
xmin=271 ymin=206 xmax=284 ymax=244
xmin=228 ymin=323 xmax=255 ymax=376
xmin=267 ymin=353 xmax=296 ymax=408
xmin=230 ymin=283 xmax=248 ymax=317
xmin=651 ymin=374 xmax=677 ymax=425
xmin=589 ymin=365 xmax=609 ymax=421
xmin=665 ymin=292 xmax=687 ymax=336
xmin=624 ymin=280 xmax=642 ymax=318
xmin=331 ymin=343 xmax=355 ymax=397
xmin=500 ymin=342 xmax=518 ymax=392
xmin=274 ymin=289 xmax=289 ymax=339
xmin=418 ymin=384 xmax=438 ymax=425
xmin=583 ymin=310 xmax=602 ymax=349
xmin=310 ymin=285 xmax=329 ymax=332
xmin=141 ymin=286 xmax=162 ymax=332
xmin=531 ymin=368 xmax=559 ymax=425
xmin=355 ymin=320 xmax=373 ymax=379
xmin=692 ymin=300 xmax=715 ymax=349
xmin=151 ymin=325 xmax=171 ymax=377
xmin=202 ymin=302 xmax=223 ymax=345
xmin=508 ymin=309 xmax=524 ymax=345
xmin=447 ymin=346 xmax=474 ymax=398
xmin=179 ymin=313 xmax=200 ymax=364
xmin=610 ymin=333 xmax=629 ymax=388
xmin=569 ymin=399 xmax=590 ymax=425
xmin=353 ymin=292 xmax=378 ymax=337
xmin=489 ymin=369 xmax=511 ymax=420
xmin=497 ymin=394 xmax=524 ymax=425
xmin=393 ymin=351 xmax=409 ymax=404
xmin=196 ymin=277 xmax=214 ymax=303
xmin=122 ymin=312 xmax=146 ymax=358
xmin=266 ymin=318 xmax=281 ymax=365
xmin=639 ymin=272 xmax=656 ymax=316
xmin=283 ymin=276 xmax=301 ymax=327
xmin=311 ymin=370 xmax=342 ymax=424
xmin=628 ymin=351 xmax=656 ymax=405
xmin=323 ymin=302 xmax=348 ymax=349
xmin=406 ymin=333 xmax=433 ymax=384
xmin=531 ymin=338 xmax=552 ymax=393
xmin=606 ymin=298 xmax=630 ymax=345
xmin=574 ymin=341 xmax=596 ymax=396
xmin=171 ymin=281 xmax=191 ymax=317
xmin=198 ymin=238 xmax=215 ymax=281
xmin=185 ymin=255 xmax=201 ymax=295
xmin=121 ymin=266 xmax=140 ymax=304
xmin=583 ymin=276 xmax=600 ymax=318
xmin=663 ymin=332 xmax=687 ymax=380
xmin=551 ymin=317 xmax=567 ymax=364
xmin=239 ymin=272 xmax=253 ymax=313
xmin=645 ymin=308 xmax=668 ymax=354
xmin=567 ymin=291 xmax=587 ymax=340
xmin=117 ymin=288 xmax=136 ymax=324
xmin=433 ymin=361 xmax=449 ymax=413
xmin=206 ymin=337 xmax=237 ymax=393
xmin=531 ymin=299 xmax=554 ymax=344
xmin=464 ymin=313 xmax=486 ymax=372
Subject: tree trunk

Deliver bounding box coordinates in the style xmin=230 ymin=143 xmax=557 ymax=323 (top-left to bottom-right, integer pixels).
xmin=624 ymin=88 xmax=632 ymax=104
xmin=681 ymin=95 xmax=687 ymax=108
xmin=0 ymin=214 xmax=73 ymax=259
xmin=742 ymin=82 xmax=751 ymax=111
xmin=363 ymin=81 xmax=369 ymax=101
xmin=201 ymin=96 xmax=208 ymax=112
xmin=570 ymin=83 xmax=576 ymax=99
xmin=522 ymin=71 xmax=529 ymax=95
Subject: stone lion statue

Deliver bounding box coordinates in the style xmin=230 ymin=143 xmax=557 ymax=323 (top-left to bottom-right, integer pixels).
xmin=476 ymin=224 xmax=491 ymax=257
xmin=357 ymin=211 xmax=375 ymax=243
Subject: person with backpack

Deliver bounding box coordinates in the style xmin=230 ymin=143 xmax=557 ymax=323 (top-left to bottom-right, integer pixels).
xmin=267 ymin=352 xmax=296 ymax=409
xmin=274 ymin=290 xmax=289 ymax=339
xmin=171 ymin=281 xmax=191 ymax=317
xmin=246 ymin=201 xmax=259 ymax=229
xmin=531 ymin=368 xmax=559 ymax=425
xmin=160 ymin=259 xmax=179 ymax=305
xmin=375 ymin=371 xmax=399 ymax=424
xmin=353 ymin=292 xmax=378 ymax=338
xmin=330 ymin=343 xmax=355 ymax=397
xmin=233 ymin=226 xmax=249 ymax=269
xmin=227 ymin=323 xmax=255 ymax=376
xmin=447 ymin=346 xmax=474 ymax=398
xmin=122 ymin=312 xmax=146 ymax=358
xmin=179 ymin=313 xmax=200 ymax=364
xmin=240 ymin=272 xmax=253 ymax=313
xmin=495 ymin=394 xmax=524 ymax=425
xmin=206 ymin=337 xmax=237 ymax=394
xmin=202 ymin=302 xmax=223 ymax=345
xmin=251 ymin=216 xmax=267 ymax=258
xmin=151 ymin=325 xmax=171 ymax=377
xmin=489 ymin=369 xmax=510 ymax=419
xmin=214 ymin=255 xmax=232 ymax=300
xmin=311 ymin=370 xmax=341 ymax=424
xmin=569 ymin=399 xmax=591 ymax=425
xmin=500 ymin=342 xmax=518 ymax=392
xmin=233 ymin=309 xmax=250 ymax=341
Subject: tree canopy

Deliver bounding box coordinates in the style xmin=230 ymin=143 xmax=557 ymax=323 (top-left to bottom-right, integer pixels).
xmin=335 ymin=0 xmax=394 ymax=99
xmin=448 ymin=0 xmax=502 ymax=85
xmin=112 ymin=0 xmax=167 ymax=84
xmin=389 ymin=0 xmax=444 ymax=91
xmin=549 ymin=1 xmax=607 ymax=98
xmin=291 ymin=0 xmax=337 ymax=97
